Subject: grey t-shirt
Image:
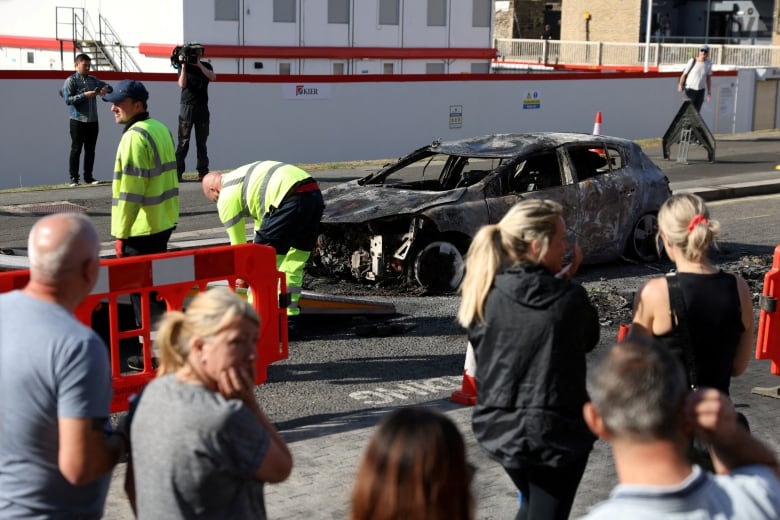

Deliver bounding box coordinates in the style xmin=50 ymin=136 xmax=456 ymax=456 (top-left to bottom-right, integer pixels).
xmin=0 ymin=290 xmax=113 ymax=519
xmin=580 ymin=464 xmax=780 ymax=519
xmin=131 ymin=374 xmax=271 ymax=519
xmin=683 ymin=58 xmax=713 ymax=91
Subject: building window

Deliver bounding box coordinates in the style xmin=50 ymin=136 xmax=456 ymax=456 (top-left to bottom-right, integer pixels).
xmin=274 ymin=0 xmax=296 ymax=22
xmin=379 ymin=0 xmax=399 ymax=25
xmin=26 ymin=52 xmax=34 ymax=64
xmin=333 ymin=62 xmax=346 ymax=75
xmin=328 ymin=0 xmax=349 ymax=23
xmin=427 ymin=0 xmax=446 ymax=27
xmin=279 ymin=62 xmax=292 ymax=74
xmin=383 ymin=62 xmax=394 ymax=74
xmin=426 ymin=62 xmax=445 ymax=74
xmin=215 ymin=0 xmax=239 ymax=21
xmin=472 ymin=0 xmax=490 ymax=27
xmin=470 ymin=62 xmax=490 ymax=73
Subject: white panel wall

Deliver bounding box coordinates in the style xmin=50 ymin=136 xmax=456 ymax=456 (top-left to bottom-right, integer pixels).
xmin=450 ymin=0 xmax=490 ymax=46
xmin=402 ymin=2 xmax=449 ymax=47
xmin=184 ymin=0 xmax=239 ymax=45
xmin=0 ymin=71 xmax=743 ymax=190
xmin=353 ymin=2 xmax=400 ymax=47
xmin=301 ymin=0 xmax=350 ymax=45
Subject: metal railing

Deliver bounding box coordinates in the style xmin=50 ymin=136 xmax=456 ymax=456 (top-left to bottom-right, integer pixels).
xmin=95 ymin=14 xmax=141 ymax=72
xmin=495 ymin=38 xmax=780 ymax=69
xmin=54 ymin=6 xmax=141 ymax=72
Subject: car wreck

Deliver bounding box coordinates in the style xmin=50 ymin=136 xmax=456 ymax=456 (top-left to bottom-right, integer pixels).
xmin=311 ymin=133 xmax=671 ymax=291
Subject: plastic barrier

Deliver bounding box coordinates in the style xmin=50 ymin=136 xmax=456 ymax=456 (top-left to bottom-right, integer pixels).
xmin=662 ymin=99 xmax=716 ymax=162
xmin=755 ymin=244 xmax=780 ymax=375
xmin=0 ymin=244 xmax=288 ymax=412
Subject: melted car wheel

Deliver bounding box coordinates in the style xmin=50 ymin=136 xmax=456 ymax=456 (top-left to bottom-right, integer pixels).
xmin=628 ymin=213 xmax=660 ymax=262
xmin=413 ymin=241 xmax=465 ymax=291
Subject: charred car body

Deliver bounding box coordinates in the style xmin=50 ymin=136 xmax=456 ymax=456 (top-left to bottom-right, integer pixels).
xmin=313 ymin=133 xmax=671 ymax=291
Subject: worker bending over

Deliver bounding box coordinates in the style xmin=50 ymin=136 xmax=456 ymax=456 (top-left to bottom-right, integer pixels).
xmin=202 ymin=162 xmax=324 ymax=317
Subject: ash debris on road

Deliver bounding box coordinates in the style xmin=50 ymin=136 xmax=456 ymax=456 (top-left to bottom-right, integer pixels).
xmin=304 ymin=248 xmax=774 ymax=328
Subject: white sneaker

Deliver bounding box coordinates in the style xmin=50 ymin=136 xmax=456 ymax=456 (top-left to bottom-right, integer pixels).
xmin=86 ymin=179 xmax=101 ymax=185
xmin=69 ymin=181 xmax=79 ymax=187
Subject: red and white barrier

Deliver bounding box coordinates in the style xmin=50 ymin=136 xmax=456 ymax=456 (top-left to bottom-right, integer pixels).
xmin=0 ymin=244 xmax=288 ymax=412
xmin=756 ymin=244 xmax=780 ymax=376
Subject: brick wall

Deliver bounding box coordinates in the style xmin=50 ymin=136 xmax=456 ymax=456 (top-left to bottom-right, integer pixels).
xmin=561 ymin=0 xmax=643 ymax=42
xmin=497 ymin=0 xmax=564 ymax=40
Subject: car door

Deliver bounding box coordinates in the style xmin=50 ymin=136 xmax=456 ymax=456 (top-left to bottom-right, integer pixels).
xmin=565 ymin=142 xmax=636 ymax=261
xmin=484 ymin=149 xmax=579 ymax=242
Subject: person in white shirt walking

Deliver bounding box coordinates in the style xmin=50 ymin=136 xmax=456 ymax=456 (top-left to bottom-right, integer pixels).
xmin=678 ymin=45 xmax=713 ymax=112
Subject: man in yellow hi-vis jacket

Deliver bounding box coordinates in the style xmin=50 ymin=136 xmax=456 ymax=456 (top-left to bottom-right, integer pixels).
xmin=202 ymin=162 xmax=324 ymax=317
xmin=104 ymin=79 xmax=179 ymax=337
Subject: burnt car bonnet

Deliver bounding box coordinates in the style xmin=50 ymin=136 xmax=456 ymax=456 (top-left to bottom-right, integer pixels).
xmin=321 ymin=180 xmax=465 ymax=223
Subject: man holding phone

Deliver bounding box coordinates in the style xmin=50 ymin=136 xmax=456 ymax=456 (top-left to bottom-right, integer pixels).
xmin=62 ymin=53 xmax=112 ymax=186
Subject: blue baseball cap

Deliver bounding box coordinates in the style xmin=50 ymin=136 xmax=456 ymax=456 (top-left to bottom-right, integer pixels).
xmin=700 ymin=44 xmax=710 ymax=52
xmin=102 ymin=79 xmax=149 ymax=103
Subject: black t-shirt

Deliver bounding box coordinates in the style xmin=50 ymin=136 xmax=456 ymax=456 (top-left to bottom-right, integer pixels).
xmin=180 ymin=61 xmax=212 ymax=106
xmin=654 ymin=271 xmax=744 ymax=394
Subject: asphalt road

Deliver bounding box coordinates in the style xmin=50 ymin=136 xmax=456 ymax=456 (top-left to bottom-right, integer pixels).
xmin=2 ymin=132 xmax=780 ymax=519
xmin=1 ymin=130 xmax=780 ymax=251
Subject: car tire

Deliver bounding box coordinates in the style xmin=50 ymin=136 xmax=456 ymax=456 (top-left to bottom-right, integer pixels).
xmin=627 ymin=212 xmax=661 ymax=262
xmin=413 ymin=240 xmax=465 ymax=292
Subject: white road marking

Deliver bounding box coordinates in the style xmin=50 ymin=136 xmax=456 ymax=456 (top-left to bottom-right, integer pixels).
xmin=348 ymin=376 xmax=464 ymax=405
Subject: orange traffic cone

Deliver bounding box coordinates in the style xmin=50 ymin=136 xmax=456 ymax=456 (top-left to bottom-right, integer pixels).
xmin=617 ymin=323 xmax=630 ymax=342
xmin=451 ymin=341 xmax=477 ymax=406
xmin=592 ymin=111 xmax=603 ymax=135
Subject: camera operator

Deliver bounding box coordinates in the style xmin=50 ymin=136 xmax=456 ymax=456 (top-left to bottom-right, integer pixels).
xmin=175 ymin=44 xmax=216 ymax=182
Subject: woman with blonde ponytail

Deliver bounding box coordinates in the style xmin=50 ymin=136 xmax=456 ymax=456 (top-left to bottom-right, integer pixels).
xmin=126 ymin=287 xmax=292 ymax=518
xmin=630 ymin=193 xmax=754 ymax=395
xmin=458 ymin=199 xmax=600 ymax=520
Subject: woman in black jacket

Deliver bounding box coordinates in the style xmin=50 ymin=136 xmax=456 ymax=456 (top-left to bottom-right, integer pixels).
xmin=458 ymin=199 xmax=600 ymax=520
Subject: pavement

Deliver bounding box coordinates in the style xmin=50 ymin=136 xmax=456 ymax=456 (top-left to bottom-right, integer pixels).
xmin=3 ymin=132 xmax=780 ymax=519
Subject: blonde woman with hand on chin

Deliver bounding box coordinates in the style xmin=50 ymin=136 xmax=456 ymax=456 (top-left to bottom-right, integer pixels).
xmin=126 ymin=287 xmax=292 ymax=519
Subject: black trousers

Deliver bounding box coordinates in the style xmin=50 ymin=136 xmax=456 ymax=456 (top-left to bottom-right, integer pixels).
xmin=685 ymin=88 xmax=705 ymax=112
xmin=176 ymin=104 xmax=210 ymax=178
xmin=255 ymin=189 xmax=325 ymax=254
xmin=503 ymin=454 xmax=589 ymax=520
xmin=69 ymin=120 xmax=99 ymax=183
xmin=121 ymin=228 xmax=174 ymax=328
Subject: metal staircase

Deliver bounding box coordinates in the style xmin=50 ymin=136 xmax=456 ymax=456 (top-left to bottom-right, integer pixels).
xmin=55 ymin=6 xmax=141 ymax=72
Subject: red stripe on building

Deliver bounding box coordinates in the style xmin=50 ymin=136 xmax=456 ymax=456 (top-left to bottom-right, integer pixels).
xmin=139 ymin=43 xmax=497 ymax=60
xmin=0 ymin=35 xmax=75 ymax=51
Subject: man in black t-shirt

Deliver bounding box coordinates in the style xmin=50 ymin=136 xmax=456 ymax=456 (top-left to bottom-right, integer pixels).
xmin=175 ymin=44 xmax=216 ymax=182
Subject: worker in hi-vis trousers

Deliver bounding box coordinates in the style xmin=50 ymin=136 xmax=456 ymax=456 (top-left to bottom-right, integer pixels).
xmin=202 ymin=162 xmax=324 ymax=317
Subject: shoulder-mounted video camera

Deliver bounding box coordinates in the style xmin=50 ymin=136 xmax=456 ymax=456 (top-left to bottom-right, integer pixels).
xmin=171 ymin=43 xmax=204 ymax=70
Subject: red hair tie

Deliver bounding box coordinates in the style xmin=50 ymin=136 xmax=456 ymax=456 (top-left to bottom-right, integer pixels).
xmin=687 ymin=214 xmax=708 ymax=233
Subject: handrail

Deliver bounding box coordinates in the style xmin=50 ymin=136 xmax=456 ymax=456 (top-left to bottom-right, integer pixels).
xmin=495 ymin=38 xmax=780 ymax=70
xmin=53 ymin=6 xmax=141 ymax=72
xmin=97 ymin=14 xmax=142 ymax=72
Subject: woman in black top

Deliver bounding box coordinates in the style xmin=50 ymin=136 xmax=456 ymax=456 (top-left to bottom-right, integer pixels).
xmin=630 ymin=193 xmax=753 ymax=395
xmin=458 ymin=199 xmax=599 ymax=520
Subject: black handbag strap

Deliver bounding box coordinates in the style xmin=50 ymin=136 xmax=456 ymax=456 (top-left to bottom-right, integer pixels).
xmin=666 ymin=273 xmax=698 ymax=388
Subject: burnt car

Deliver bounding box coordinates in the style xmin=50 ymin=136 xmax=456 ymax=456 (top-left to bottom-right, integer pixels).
xmin=312 ymin=132 xmax=670 ymax=291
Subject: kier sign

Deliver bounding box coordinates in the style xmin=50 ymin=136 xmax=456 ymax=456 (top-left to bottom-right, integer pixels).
xmin=282 ymin=84 xmax=332 ymax=99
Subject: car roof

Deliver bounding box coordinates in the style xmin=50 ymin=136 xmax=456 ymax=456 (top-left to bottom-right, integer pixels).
xmin=428 ymin=132 xmax=635 ymax=158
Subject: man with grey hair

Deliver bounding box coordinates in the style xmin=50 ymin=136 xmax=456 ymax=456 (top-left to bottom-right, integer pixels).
xmin=581 ymin=339 xmax=780 ymax=519
xmin=0 ymin=213 xmax=127 ymax=518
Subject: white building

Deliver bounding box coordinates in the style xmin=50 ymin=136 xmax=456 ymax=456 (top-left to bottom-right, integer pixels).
xmin=0 ymin=0 xmax=496 ymax=74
